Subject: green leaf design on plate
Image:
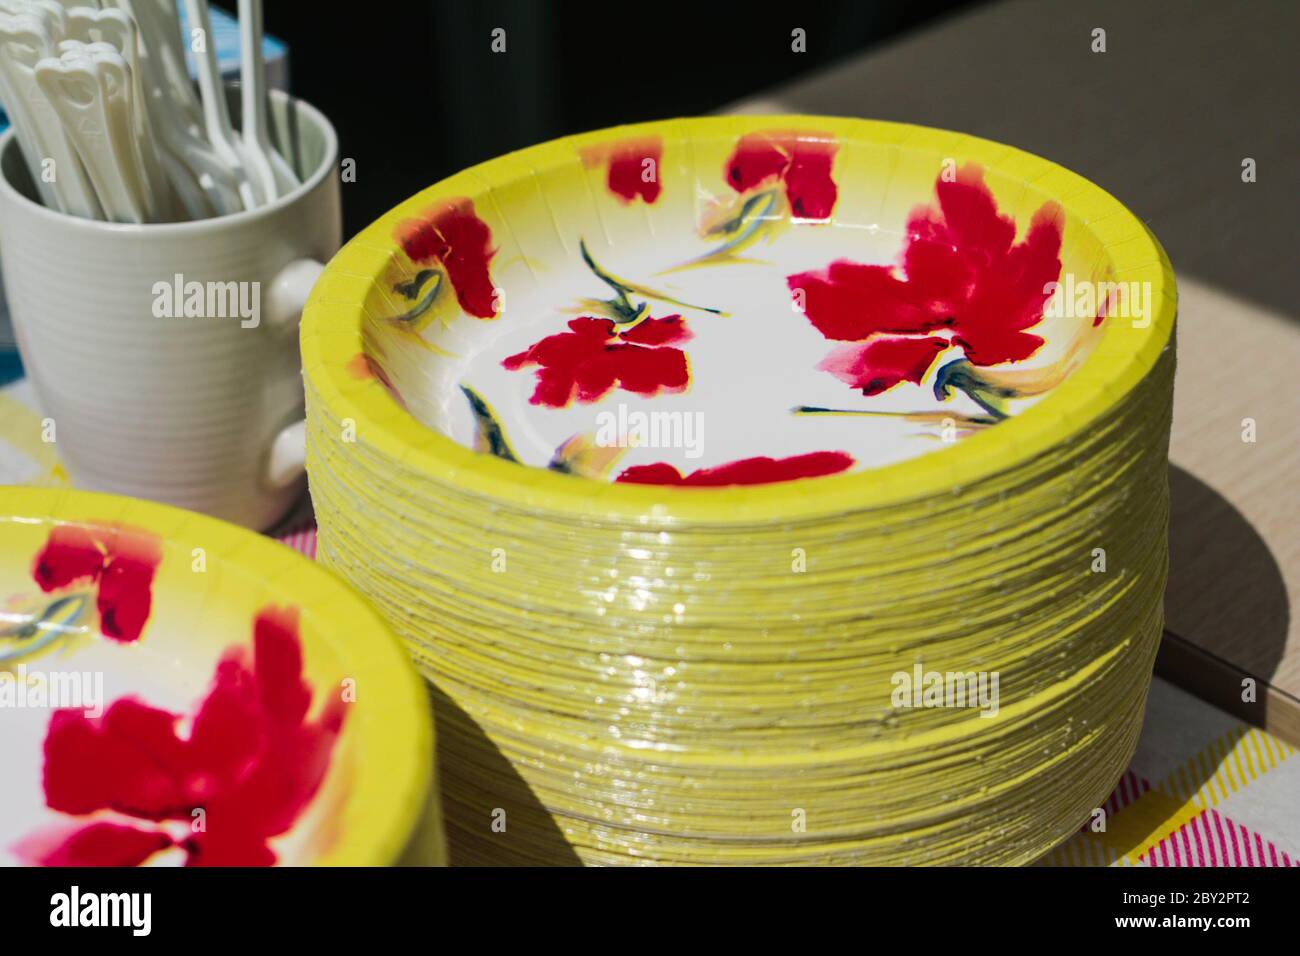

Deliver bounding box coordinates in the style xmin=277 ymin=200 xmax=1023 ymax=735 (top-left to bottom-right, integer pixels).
xmin=395 ymin=268 xmax=438 ymax=301
xmin=689 ymin=189 xmax=783 ymax=266
xmin=579 ymin=239 xmax=725 ymax=325
xmin=460 ymin=385 xmax=519 ymax=463
xmin=792 ymin=405 xmax=1000 ymax=428
xmin=0 ymin=592 xmax=90 ymax=664
xmin=391 ymin=270 xmax=443 ymax=324
xmin=933 ymin=360 xmax=1013 ymax=421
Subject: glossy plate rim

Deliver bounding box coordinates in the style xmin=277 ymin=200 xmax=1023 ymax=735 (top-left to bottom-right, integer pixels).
xmin=301 ymin=115 xmax=1176 ymax=525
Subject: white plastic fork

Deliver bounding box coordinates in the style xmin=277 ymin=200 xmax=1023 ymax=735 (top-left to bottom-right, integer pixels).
xmin=236 ymin=0 xmax=295 ymax=200
xmin=183 ymin=0 xmax=258 ymax=209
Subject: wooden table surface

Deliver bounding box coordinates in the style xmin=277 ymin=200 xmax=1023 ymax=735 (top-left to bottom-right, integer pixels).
xmin=724 ymin=0 xmax=1300 ymax=741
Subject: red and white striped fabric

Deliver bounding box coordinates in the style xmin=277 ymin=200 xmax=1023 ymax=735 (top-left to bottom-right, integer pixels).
xmin=276 ymin=522 xmax=318 ymax=560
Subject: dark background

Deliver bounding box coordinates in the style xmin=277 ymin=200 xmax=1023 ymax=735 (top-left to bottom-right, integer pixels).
xmin=261 ymin=0 xmax=977 ymax=236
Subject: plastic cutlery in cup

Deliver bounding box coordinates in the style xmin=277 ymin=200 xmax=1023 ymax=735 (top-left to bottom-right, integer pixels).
xmin=150 ymin=93 xmax=241 ymax=215
xmin=28 ymin=0 xmax=66 ymax=39
xmin=0 ymin=11 xmax=60 ymax=206
xmin=34 ymin=52 xmax=145 ymax=221
xmin=109 ymin=0 xmax=201 ymax=127
xmin=91 ymin=0 xmax=230 ymax=216
xmin=55 ymin=41 xmax=156 ymax=218
xmin=64 ymin=9 xmax=181 ymax=219
xmin=0 ymin=11 xmax=101 ymax=215
xmin=183 ymin=0 xmax=258 ymax=209
xmin=60 ymin=33 xmax=208 ymax=218
xmin=2 ymin=0 xmax=305 ymax=222
xmin=236 ymin=0 xmax=295 ymax=200
xmin=84 ymin=45 xmax=162 ymax=219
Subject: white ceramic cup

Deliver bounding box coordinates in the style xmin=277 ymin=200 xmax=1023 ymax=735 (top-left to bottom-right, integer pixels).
xmin=0 ymin=90 xmax=339 ymax=530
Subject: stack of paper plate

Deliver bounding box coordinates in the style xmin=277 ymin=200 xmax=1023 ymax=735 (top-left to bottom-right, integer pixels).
xmin=301 ymin=117 xmax=1176 ymax=864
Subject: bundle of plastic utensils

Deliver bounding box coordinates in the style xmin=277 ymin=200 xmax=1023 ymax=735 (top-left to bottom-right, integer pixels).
xmin=0 ymin=0 xmax=298 ymax=222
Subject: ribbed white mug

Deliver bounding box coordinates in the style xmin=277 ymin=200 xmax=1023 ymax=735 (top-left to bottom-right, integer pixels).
xmin=0 ymin=90 xmax=339 ymax=530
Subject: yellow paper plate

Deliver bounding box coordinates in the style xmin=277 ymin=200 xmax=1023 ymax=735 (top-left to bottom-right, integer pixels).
xmin=302 ymin=116 xmax=1172 ymax=522
xmin=302 ymin=116 xmax=1175 ymax=865
xmin=0 ymin=486 xmax=441 ymax=867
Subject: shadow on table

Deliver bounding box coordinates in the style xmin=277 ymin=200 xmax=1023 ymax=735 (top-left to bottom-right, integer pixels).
xmin=1077 ymin=465 xmax=1291 ymax=864
xmin=1158 ymin=464 xmax=1291 ymax=732
xmin=427 ymin=681 xmax=582 ymax=866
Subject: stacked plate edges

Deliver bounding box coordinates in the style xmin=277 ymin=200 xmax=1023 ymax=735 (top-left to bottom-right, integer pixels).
xmin=303 ymin=339 xmax=1174 ymax=865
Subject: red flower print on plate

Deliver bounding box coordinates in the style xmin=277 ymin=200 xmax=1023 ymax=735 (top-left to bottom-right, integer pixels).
xmin=503 ymin=315 xmax=692 ymax=408
xmin=581 ymin=136 xmax=663 ymax=204
xmin=395 ymin=198 xmax=498 ymax=318
xmin=14 ymin=605 xmax=347 ymax=867
xmin=725 ymin=131 xmax=838 ymax=220
xmin=31 ymin=524 xmax=162 ymax=644
xmin=787 ymin=164 xmax=1063 ymax=402
xmin=818 ymin=335 xmax=950 ymax=396
xmin=617 ymin=451 xmax=855 ymax=487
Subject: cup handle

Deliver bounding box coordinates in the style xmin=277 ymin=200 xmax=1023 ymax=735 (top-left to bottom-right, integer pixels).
xmin=265 ymin=258 xmax=325 ymax=335
xmin=266 ymin=419 xmax=306 ymax=490
xmin=262 ymin=258 xmax=322 ymax=488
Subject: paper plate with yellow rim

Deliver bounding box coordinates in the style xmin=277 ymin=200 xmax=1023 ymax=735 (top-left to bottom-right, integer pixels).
xmin=301 ymin=116 xmax=1176 ymax=865
xmin=302 ymin=115 xmax=1172 ymax=518
xmin=0 ymin=486 xmax=440 ymax=867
